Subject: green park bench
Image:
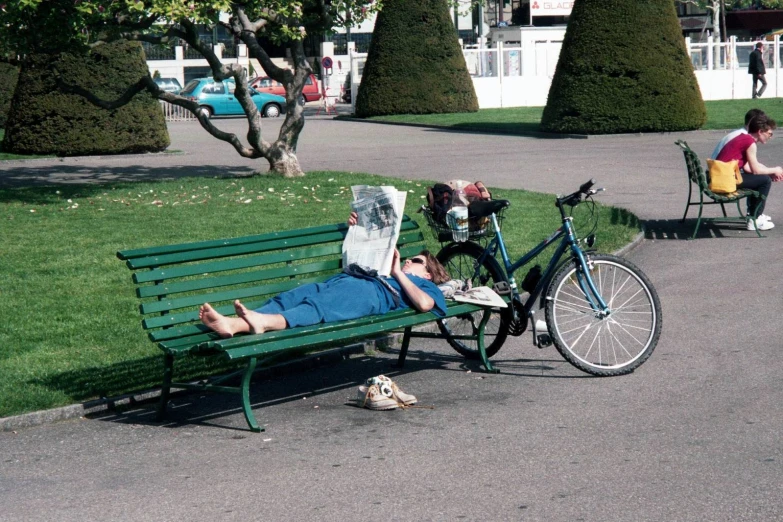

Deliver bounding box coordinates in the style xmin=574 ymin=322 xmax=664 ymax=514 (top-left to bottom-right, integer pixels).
xmin=676 ymin=139 xmax=764 ymax=238
xmin=117 ymin=216 xmax=496 ymax=432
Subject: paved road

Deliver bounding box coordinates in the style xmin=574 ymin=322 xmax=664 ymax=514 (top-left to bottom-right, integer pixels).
xmin=1 ymin=117 xmax=782 ymax=521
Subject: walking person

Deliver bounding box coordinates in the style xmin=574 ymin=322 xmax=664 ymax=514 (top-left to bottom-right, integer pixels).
xmin=749 ymin=42 xmax=767 ymax=99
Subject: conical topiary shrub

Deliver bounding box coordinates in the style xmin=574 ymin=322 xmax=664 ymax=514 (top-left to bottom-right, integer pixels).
xmin=3 ymin=40 xmax=169 ymax=156
xmin=354 ymin=0 xmax=478 ymax=117
xmin=541 ymin=0 xmax=706 ymax=134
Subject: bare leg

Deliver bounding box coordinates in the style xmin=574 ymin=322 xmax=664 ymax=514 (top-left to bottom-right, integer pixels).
xmin=199 ymin=303 xmax=251 ymax=338
xmin=234 ymin=300 xmax=288 ymax=334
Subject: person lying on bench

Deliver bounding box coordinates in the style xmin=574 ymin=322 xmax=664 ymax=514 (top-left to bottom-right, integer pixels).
xmin=199 ymin=215 xmax=451 ymax=338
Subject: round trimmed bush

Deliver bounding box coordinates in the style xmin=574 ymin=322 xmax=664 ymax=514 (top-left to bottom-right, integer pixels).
xmin=354 ymin=0 xmax=478 ymax=117
xmin=541 ymin=0 xmax=706 ymax=134
xmin=3 ymin=41 xmax=169 ymax=156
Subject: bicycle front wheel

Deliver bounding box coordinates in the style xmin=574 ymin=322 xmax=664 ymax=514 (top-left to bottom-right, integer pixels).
xmin=437 ymin=242 xmax=512 ymax=360
xmin=545 ymin=254 xmax=661 ymax=376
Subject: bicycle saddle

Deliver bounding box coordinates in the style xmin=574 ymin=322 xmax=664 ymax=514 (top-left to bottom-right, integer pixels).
xmin=469 ymin=199 xmax=510 ymax=218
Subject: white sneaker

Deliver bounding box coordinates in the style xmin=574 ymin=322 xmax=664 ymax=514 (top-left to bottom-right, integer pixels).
xmin=749 ymin=214 xmax=772 ymax=224
xmin=747 ymin=217 xmax=775 ymax=231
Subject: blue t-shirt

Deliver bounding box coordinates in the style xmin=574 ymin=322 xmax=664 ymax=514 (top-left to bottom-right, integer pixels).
xmin=376 ymin=275 xmax=448 ymax=317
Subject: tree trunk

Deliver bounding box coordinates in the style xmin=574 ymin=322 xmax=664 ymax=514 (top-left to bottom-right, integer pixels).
xmin=711 ymin=3 xmax=722 ymax=68
xmin=265 ymin=145 xmax=304 ymax=177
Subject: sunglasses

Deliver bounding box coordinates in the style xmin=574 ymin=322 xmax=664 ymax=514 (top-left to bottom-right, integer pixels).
xmin=408 ymin=257 xmax=429 ymax=270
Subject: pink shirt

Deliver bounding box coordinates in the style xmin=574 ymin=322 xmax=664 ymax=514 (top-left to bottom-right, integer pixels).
xmin=716 ymin=133 xmax=755 ymax=170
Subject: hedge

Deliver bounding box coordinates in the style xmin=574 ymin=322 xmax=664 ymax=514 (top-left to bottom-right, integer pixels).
xmin=2 ymin=40 xmax=169 ymax=156
xmin=354 ymin=0 xmax=478 ymax=117
xmin=540 ymin=0 xmax=706 ymax=134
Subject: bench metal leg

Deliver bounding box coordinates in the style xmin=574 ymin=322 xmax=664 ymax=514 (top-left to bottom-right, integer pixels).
xmin=396 ymin=327 xmax=412 ymax=368
xmin=240 ymin=357 xmax=263 ymax=433
xmin=689 ymin=192 xmax=710 ymax=239
xmin=477 ymin=309 xmax=499 ymax=374
xmin=681 ymin=183 xmax=694 ymax=222
xmin=156 ymin=354 xmax=174 ymax=421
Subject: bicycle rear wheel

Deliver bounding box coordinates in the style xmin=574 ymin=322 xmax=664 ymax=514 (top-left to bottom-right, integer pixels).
xmin=437 ymin=242 xmax=512 ymax=360
xmin=545 ymin=254 xmax=661 ymax=376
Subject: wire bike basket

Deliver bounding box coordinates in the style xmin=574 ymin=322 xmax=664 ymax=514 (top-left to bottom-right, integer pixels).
xmin=419 ymin=204 xmax=506 ymax=243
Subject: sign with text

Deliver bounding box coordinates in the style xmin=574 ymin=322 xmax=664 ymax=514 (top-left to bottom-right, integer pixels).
xmin=530 ymin=1 xmax=573 ymax=18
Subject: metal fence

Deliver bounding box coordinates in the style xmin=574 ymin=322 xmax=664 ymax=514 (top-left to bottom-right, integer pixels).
xmin=160 ymin=101 xmax=196 ymax=122
xmin=686 ymin=36 xmax=778 ymax=71
xmin=142 ymin=42 xmax=176 ymax=60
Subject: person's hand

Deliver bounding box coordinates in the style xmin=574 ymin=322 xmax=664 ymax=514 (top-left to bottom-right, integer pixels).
xmin=772 ymin=167 xmax=783 ymax=182
xmin=390 ymin=248 xmax=403 ymax=277
xmin=347 ymin=211 xmax=358 ymax=226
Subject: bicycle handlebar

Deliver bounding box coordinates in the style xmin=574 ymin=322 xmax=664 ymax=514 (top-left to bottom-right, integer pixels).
xmin=558 ymin=179 xmax=604 ymax=208
xmin=579 ymin=179 xmax=596 ymax=194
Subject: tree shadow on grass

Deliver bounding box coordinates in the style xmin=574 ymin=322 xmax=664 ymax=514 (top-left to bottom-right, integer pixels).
xmin=0 ymin=163 xmax=257 ymax=191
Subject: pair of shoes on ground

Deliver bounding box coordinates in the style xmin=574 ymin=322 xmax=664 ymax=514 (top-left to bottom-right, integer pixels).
xmin=357 ymin=375 xmax=417 ymax=410
xmin=747 ymin=214 xmax=775 ymax=231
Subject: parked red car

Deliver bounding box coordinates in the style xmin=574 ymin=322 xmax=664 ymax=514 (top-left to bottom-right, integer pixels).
xmin=249 ymin=74 xmax=323 ymax=103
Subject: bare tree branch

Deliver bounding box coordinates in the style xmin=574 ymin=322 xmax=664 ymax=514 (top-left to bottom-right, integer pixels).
xmin=58 ymin=75 xmax=268 ymax=159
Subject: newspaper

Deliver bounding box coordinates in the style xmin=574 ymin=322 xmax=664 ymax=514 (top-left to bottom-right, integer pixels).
xmin=452 ymin=286 xmax=508 ymax=308
xmin=342 ymin=185 xmax=407 ymax=276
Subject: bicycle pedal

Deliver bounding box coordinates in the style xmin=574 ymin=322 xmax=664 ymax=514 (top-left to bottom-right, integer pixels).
xmin=493 ymin=281 xmax=511 ymax=296
xmin=536 ymin=334 xmax=552 ymax=348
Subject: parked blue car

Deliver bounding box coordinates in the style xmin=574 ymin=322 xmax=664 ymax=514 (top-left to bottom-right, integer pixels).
xmin=179 ymin=77 xmax=285 ymax=118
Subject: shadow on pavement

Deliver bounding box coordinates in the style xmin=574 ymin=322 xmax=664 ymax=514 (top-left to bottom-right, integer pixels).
xmin=0 ymin=164 xmax=257 ymax=189
xmin=644 ymin=217 xmax=765 ymax=240
xmin=87 ymin=345 xmax=588 ymax=432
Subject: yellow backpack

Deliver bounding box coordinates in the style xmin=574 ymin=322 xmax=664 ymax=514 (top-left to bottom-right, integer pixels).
xmin=707 ymin=159 xmax=743 ymax=194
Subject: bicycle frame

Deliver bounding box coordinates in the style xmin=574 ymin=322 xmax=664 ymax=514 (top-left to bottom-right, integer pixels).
xmin=472 ymin=202 xmax=610 ymax=322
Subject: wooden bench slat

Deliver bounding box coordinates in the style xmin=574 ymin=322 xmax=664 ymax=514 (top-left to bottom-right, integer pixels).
xmin=137 ymin=242 xmax=426 ymax=299
xmin=122 ymin=218 xmax=421 ymax=269
xmin=118 ymin=217 xmax=420 ymax=261
xmin=117 ymin=222 xmax=351 ymax=260
xmin=127 ymin=227 xmax=424 ymax=274
xmin=124 ymin=230 xmax=348 ymax=269
xmin=132 ymin=244 xmax=342 ymax=284
xmin=137 ymin=259 xmax=344 ymax=299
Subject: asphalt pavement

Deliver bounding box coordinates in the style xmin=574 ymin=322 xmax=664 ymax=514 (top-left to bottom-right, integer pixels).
xmin=1 ymin=114 xmax=782 ymax=521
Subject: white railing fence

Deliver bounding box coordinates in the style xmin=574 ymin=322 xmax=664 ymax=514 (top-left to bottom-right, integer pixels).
xmin=160 ymin=101 xmax=196 ymax=122
xmin=155 ymin=36 xmax=782 ymax=120
xmin=347 ymin=36 xmax=781 ymax=110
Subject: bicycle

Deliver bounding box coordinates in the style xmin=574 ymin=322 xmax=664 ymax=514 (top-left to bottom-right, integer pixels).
xmin=421 ymin=179 xmax=662 ymax=376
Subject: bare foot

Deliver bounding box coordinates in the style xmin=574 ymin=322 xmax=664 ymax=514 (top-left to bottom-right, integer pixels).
xmin=199 ymin=303 xmax=248 ymax=338
xmin=234 ymin=300 xmax=267 ymax=334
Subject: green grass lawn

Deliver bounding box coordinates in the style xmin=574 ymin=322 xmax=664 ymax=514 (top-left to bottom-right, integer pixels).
xmin=359 ymin=98 xmax=783 ymax=133
xmin=0 ymin=172 xmax=640 ymax=418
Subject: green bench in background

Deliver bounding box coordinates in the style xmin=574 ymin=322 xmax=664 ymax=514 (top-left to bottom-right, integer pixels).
xmin=676 ymin=139 xmax=764 ymax=238
xmin=117 ymin=216 xmax=495 ymax=432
